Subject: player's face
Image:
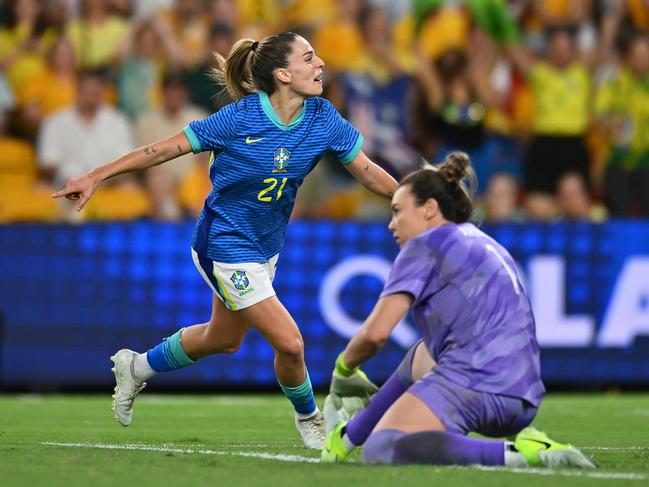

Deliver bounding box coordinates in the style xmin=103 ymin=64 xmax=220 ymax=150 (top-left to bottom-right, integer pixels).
xmin=283 ymin=36 xmax=325 ymax=97
xmin=388 ymin=185 xmax=431 ymax=248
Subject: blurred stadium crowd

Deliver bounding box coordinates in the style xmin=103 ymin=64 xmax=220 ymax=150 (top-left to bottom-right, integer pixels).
xmin=1 ymin=0 xmax=648 ymax=223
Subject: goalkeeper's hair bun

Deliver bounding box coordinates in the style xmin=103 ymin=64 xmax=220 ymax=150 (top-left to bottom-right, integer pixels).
xmin=399 ymin=151 xmax=477 ymax=223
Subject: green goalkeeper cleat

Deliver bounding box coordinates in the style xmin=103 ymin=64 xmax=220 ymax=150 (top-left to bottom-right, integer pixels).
xmin=321 ymin=422 xmax=351 ymax=463
xmin=514 ymin=427 xmax=597 ymax=469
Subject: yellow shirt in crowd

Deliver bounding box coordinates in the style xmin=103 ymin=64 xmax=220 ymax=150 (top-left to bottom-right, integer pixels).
xmin=18 ymin=71 xmax=75 ymax=116
xmin=0 ymin=23 xmax=48 ymax=89
xmin=158 ymin=10 xmax=209 ymax=67
xmin=281 ymin=0 xmax=336 ymax=29
xmin=65 ymin=16 xmax=128 ymax=69
xmin=595 ymin=68 xmax=649 ymax=169
xmin=313 ymin=21 xmax=365 ymax=73
xmin=529 ymin=61 xmax=590 ymax=136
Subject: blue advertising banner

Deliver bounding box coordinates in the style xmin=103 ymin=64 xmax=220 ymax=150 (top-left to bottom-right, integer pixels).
xmin=1 ymin=220 xmax=648 ymax=390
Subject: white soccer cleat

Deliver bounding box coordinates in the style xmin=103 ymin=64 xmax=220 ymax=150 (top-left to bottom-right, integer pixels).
xmin=295 ymin=411 xmax=326 ymax=449
xmin=111 ymin=349 xmax=147 ymax=427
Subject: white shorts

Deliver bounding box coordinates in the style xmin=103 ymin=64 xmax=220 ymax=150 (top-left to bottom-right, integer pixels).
xmin=192 ymin=249 xmax=279 ymax=311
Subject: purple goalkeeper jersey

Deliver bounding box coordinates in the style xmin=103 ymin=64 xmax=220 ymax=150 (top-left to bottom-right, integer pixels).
xmin=381 ymin=223 xmax=545 ymax=406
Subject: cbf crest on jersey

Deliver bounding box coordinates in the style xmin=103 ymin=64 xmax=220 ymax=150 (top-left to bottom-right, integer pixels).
xmin=273 ymin=148 xmax=290 ymax=173
xmin=230 ymin=271 xmax=249 ymax=290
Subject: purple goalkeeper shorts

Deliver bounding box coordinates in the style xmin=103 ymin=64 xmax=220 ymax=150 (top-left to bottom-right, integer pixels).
xmin=408 ymin=371 xmax=537 ymax=437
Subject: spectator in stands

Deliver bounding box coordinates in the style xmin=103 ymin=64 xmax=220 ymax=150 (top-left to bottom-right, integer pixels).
xmin=507 ymin=2 xmax=623 ymax=218
xmin=65 ymin=0 xmax=128 ymax=70
xmin=157 ymin=0 xmax=210 ymax=68
xmin=328 ymin=5 xmax=418 ymax=177
xmin=135 ymin=72 xmax=208 ymax=220
xmin=595 ymin=31 xmax=649 ymax=217
xmin=474 ymin=172 xmax=526 ymax=223
xmin=281 ymin=0 xmax=337 ymax=32
xmin=412 ymin=0 xmax=520 ymax=61
xmin=234 ymin=0 xmax=284 ymax=38
xmin=42 ymin=0 xmax=69 ymax=34
xmin=18 ymin=37 xmax=77 ymax=137
xmin=506 ymin=26 xmax=593 ymax=220
xmin=555 ymin=171 xmax=606 ymax=222
xmin=0 ymin=0 xmax=51 ymax=92
xmin=38 ymin=71 xmax=149 ymax=220
xmin=206 ymin=0 xmax=239 ymax=30
xmin=115 ymin=17 xmax=185 ymax=119
xmin=186 ymin=22 xmax=235 ymax=114
xmin=623 ymin=0 xmax=649 ymax=33
xmin=313 ymin=0 xmax=366 ymax=74
xmin=109 ymin=0 xmax=133 ymax=18
xmin=517 ymin=0 xmax=597 ymax=54
xmin=325 ymin=5 xmax=419 ymax=219
xmin=413 ymin=34 xmax=500 ymax=193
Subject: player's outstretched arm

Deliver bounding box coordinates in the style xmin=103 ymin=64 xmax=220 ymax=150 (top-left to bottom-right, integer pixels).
xmin=341 ymin=292 xmax=412 ymax=369
xmin=345 ymin=150 xmax=398 ymax=200
xmin=52 ymin=131 xmax=192 ymax=212
xmin=324 ymin=293 xmax=412 ymax=426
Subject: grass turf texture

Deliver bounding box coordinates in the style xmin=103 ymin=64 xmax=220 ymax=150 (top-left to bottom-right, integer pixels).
xmin=1 ymin=394 xmax=647 ymax=486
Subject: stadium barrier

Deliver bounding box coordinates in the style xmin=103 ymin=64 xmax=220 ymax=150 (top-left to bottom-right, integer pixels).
xmin=1 ymin=220 xmax=648 ymax=390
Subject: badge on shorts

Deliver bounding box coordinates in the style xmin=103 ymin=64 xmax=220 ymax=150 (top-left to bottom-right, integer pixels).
xmin=230 ymin=271 xmax=250 ymax=290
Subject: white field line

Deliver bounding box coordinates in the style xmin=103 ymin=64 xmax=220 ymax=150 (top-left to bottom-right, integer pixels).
xmin=40 ymin=441 xmax=319 ymax=463
xmin=136 ymin=396 xmax=272 ymax=406
xmin=469 ymin=465 xmax=647 ymax=481
xmin=580 ymin=446 xmax=649 ymax=451
xmin=39 ymin=441 xmax=648 ymax=480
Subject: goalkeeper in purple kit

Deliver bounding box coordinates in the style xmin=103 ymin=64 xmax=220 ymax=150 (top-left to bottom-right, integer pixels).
xmin=322 ymin=152 xmax=596 ymax=469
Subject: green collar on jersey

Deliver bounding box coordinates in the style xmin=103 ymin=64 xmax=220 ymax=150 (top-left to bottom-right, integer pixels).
xmin=258 ymin=91 xmax=306 ymax=131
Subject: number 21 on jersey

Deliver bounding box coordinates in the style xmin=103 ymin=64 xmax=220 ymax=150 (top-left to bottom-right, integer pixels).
xmin=258 ymin=177 xmax=288 ymax=202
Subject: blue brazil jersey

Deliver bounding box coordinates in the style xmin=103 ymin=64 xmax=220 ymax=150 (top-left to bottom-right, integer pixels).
xmin=184 ymin=92 xmax=363 ymax=263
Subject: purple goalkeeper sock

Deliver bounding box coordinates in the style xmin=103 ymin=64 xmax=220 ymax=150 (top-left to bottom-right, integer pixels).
xmin=345 ymin=341 xmax=423 ymax=446
xmin=392 ymin=431 xmax=505 ymax=466
xmin=345 ymin=372 xmax=409 ymax=446
xmin=362 ymin=429 xmax=405 ymax=464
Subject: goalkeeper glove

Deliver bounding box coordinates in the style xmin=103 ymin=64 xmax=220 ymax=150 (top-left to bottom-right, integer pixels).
xmin=322 ymin=393 xmax=367 ymax=434
xmin=330 ymin=352 xmax=379 ymax=398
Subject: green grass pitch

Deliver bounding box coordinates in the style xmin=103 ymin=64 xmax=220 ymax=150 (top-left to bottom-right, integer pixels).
xmin=1 ymin=393 xmax=647 ymax=486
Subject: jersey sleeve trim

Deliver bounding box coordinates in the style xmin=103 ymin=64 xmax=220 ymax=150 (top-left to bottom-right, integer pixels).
xmin=339 ymin=133 xmax=364 ymax=165
xmin=183 ymin=125 xmax=202 ymax=153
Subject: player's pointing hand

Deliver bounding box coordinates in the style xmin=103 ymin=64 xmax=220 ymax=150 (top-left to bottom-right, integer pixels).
xmin=52 ymin=172 xmax=99 ymax=212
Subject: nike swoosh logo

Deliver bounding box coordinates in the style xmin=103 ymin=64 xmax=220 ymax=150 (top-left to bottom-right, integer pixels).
xmin=246 ymin=136 xmax=264 ymax=144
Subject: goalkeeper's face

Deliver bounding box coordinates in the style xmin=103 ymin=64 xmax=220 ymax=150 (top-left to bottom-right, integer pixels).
xmin=388 ymin=185 xmax=435 ymax=248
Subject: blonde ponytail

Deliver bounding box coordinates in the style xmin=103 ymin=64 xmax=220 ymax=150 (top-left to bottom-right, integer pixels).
xmin=210 ymin=38 xmax=257 ymax=101
xmin=210 ymin=32 xmax=300 ymax=101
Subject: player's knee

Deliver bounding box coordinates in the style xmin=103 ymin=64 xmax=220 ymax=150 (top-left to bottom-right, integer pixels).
xmin=214 ymin=340 xmax=242 ymax=354
xmin=274 ymin=335 xmax=304 ymax=363
xmin=202 ymin=331 xmax=244 ymax=354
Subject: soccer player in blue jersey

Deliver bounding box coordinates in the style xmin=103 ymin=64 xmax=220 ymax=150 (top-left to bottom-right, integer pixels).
xmin=321 ymin=152 xmax=596 ymax=468
xmin=53 ymin=32 xmax=398 ymax=449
